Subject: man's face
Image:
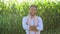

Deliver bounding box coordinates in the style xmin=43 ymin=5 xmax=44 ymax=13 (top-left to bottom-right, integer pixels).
xmin=29 ymin=7 xmax=37 ymax=16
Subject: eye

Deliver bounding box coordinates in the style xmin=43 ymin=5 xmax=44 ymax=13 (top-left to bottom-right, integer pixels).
xmin=31 ymin=8 xmax=34 ymax=10
xmin=31 ymin=9 xmax=36 ymax=11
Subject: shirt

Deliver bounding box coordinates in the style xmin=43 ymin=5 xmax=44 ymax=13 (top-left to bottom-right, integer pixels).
xmin=22 ymin=16 xmax=43 ymax=34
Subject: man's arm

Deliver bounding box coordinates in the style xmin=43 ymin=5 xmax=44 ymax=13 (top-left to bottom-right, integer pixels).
xmin=22 ymin=17 xmax=29 ymax=30
xmin=37 ymin=17 xmax=43 ymax=31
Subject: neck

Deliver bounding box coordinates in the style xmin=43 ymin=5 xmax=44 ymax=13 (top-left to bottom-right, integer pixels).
xmin=30 ymin=15 xmax=36 ymax=18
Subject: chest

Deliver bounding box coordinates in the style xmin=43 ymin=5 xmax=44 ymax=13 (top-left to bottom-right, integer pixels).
xmin=26 ymin=18 xmax=39 ymax=26
xmin=30 ymin=19 xmax=35 ymax=25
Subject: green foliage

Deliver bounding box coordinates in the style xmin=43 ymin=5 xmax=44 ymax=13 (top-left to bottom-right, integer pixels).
xmin=0 ymin=0 xmax=60 ymax=34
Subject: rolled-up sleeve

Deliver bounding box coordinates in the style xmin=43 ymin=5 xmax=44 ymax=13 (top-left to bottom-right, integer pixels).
xmin=22 ymin=17 xmax=29 ymax=30
xmin=37 ymin=17 xmax=43 ymax=31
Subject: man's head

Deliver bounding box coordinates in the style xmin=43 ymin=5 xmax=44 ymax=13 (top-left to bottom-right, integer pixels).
xmin=29 ymin=5 xmax=37 ymax=16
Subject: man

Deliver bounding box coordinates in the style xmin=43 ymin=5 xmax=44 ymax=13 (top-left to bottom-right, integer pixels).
xmin=22 ymin=5 xmax=43 ymax=34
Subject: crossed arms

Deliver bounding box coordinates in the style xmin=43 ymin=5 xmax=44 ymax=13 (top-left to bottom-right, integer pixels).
xmin=22 ymin=17 xmax=43 ymax=31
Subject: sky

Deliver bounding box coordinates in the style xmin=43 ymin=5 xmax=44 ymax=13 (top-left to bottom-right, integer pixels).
xmin=0 ymin=0 xmax=60 ymax=4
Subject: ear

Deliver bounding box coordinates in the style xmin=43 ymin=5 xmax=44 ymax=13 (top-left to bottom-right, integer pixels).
xmin=35 ymin=11 xmax=37 ymax=14
xmin=35 ymin=11 xmax=37 ymax=13
xmin=28 ymin=11 xmax=30 ymax=14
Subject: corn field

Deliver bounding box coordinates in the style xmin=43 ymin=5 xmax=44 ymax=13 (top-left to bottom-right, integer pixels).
xmin=0 ymin=0 xmax=60 ymax=34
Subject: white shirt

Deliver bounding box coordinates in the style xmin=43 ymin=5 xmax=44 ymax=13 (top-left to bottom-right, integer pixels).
xmin=22 ymin=16 xmax=43 ymax=34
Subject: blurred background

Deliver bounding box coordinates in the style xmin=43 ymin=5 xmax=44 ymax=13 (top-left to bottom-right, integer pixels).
xmin=0 ymin=0 xmax=60 ymax=34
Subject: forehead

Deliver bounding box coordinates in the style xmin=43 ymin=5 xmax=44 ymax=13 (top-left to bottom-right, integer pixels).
xmin=30 ymin=7 xmax=37 ymax=9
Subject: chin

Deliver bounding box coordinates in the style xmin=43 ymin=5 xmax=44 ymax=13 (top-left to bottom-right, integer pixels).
xmin=32 ymin=14 xmax=35 ymax=16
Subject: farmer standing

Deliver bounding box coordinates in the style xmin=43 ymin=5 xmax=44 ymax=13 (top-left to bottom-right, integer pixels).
xmin=22 ymin=5 xmax=43 ymax=34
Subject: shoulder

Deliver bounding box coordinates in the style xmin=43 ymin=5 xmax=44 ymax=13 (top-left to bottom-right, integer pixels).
xmin=22 ymin=16 xmax=28 ymax=20
xmin=37 ymin=16 xmax=43 ymax=23
xmin=37 ymin=16 xmax=42 ymax=20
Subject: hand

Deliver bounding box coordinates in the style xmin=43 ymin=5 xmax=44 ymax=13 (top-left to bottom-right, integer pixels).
xmin=29 ymin=26 xmax=38 ymax=31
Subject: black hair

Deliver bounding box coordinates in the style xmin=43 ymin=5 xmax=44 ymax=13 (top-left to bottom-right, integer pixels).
xmin=29 ymin=5 xmax=37 ymax=9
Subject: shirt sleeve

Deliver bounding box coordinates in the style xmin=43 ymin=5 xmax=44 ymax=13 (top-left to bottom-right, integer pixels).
xmin=22 ymin=17 xmax=29 ymax=30
xmin=37 ymin=17 xmax=43 ymax=31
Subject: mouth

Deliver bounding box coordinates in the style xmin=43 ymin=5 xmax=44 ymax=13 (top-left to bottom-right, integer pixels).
xmin=31 ymin=13 xmax=36 ymax=15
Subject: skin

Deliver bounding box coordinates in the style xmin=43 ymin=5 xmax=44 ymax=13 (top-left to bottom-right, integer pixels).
xmin=29 ymin=7 xmax=37 ymax=17
xmin=29 ymin=7 xmax=38 ymax=31
xmin=29 ymin=26 xmax=38 ymax=31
